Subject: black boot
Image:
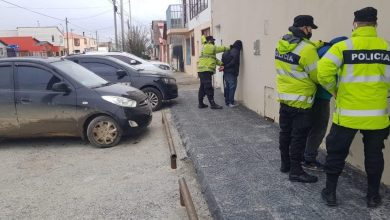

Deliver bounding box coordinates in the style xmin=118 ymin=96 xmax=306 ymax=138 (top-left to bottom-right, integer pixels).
xmin=322 ymin=174 xmax=338 ymax=206
xmin=289 ymin=171 xmax=318 ymax=183
xmin=367 ymin=194 xmax=382 ymax=208
xmin=210 ymin=100 xmax=223 ymax=109
xmin=280 ymin=161 xmax=290 ymax=173
xmin=321 ymin=188 xmax=337 ymax=207
xmin=198 ymin=103 xmax=208 ymax=109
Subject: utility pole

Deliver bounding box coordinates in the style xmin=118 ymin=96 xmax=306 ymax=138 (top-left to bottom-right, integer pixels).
xmin=65 ymin=17 xmax=69 ymax=55
xmin=128 ymin=0 xmax=131 ymax=33
xmin=113 ymin=0 xmax=118 ymax=51
xmin=96 ymin=31 xmax=99 ymax=51
xmin=120 ymin=0 xmax=125 ymax=51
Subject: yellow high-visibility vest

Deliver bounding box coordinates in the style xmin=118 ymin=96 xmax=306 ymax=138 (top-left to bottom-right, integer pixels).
xmin=275 ymin=33 xmax=319 ymax=109
xmin=318 ymin=26 xmax=390 ymax=130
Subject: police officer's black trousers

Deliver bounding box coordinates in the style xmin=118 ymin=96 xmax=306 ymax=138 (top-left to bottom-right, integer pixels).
xmin=325 ymin=123 xmax=389 ymax=195
xmin=198 ymin=71 xmax=214 ymax=104
xmin=279 ymin=103 xmax=312 ymax=174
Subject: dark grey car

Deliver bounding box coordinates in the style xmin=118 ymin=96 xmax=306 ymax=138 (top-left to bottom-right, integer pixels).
xmin=0 ymin=58 xmax=152 ymax=147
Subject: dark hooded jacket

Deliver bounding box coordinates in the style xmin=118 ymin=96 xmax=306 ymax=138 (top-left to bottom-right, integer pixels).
xmin=222 ymin=40 xmax=242 ymax=76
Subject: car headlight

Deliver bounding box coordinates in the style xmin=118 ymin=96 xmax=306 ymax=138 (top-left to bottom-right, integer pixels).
xmin=102 ymin=96 xmax=137 ymax=107
xmin=162 ymin=78 xmax=176 ymax=84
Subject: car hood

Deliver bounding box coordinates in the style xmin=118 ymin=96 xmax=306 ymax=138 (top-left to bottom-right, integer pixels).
xmin=137 ymin=69 xmax=172 ymax=77
xmin=93 ymin=83 xmax=147 ymax=101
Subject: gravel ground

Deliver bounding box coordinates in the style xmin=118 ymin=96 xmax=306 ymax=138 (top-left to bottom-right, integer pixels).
xmin=0 ymin=111 xmax=211 ymax=220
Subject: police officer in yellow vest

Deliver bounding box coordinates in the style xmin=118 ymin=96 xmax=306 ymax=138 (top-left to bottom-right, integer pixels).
xmin=318 ymin=7 xmax=390 ymax=208
xmin=198 ymin=35 xmax=229 ymax=109
xmin=275 ymin=15 xmax=320 ymax=183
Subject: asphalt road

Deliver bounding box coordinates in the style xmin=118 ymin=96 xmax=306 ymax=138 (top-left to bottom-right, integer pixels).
xmin=0 ymin=111 xmax=211 ymax=219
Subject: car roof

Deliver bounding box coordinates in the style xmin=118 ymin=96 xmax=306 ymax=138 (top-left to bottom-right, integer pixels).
xmin=0 ymin=57 xmax=64 ymax=64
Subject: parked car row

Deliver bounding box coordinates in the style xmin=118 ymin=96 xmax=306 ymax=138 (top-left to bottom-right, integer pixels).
xmin=0 ymin=53 xmax=178 ymax=148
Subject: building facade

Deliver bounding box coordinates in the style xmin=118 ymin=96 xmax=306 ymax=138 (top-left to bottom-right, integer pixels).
xmin=151 ymin=20 xmax=168 ymax=62
xmin=17 ymin=27 xmax=65 ymax=56
xmin=167 ymin=0 xmax=213 ymax=76
xmin=0 ymin=37 xmax=56 ymax=57
xmin=212 ymin=0 xmax=390 ymax=185
xmin=64 ymin=32 xmax=97 ymax=54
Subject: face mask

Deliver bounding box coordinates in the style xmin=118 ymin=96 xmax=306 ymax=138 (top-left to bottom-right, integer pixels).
xmin=306 ymin=32 xmax=312 ymax=39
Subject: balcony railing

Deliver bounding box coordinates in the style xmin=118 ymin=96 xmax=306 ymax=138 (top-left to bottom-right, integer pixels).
xmin=166 ymin=4 xmax=185 ymax=29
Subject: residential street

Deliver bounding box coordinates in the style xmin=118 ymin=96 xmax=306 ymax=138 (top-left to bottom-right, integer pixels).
xmin=0 ymin=111 xmax=211 ymax=219
xmin=171 ymin=72 xmax=390 ymax=220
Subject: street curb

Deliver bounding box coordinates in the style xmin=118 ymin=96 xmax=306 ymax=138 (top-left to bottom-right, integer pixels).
xmin=171 ymin=113 xmax=224 ymax=220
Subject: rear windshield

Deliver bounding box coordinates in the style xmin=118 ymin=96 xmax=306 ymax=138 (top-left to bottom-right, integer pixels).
xmin=52 ymin=60 xmax=107 ymax=87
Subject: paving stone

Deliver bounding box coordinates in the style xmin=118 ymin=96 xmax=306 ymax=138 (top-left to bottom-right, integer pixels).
xmin=171 ymin=89 xmax=390 ymax=220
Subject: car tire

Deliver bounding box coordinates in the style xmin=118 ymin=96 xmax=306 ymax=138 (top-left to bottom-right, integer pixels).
xmin=87 ymin=116 xmax=123 ymax=148
xmin=142 ymin=87 xmax=163 ymax=111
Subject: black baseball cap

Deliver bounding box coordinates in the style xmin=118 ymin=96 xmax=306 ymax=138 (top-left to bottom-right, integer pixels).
xmin=293 ymin=15 xmax=318 ymax=29
xmin=354 ymin=7 xmax=377 ymax=22
xmin=206 ymin=36 xmax=215 ymax=42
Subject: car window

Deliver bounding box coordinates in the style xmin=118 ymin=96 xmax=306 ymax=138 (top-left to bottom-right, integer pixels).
xmin=17 ymin=66 xmax=61 ymax=91
xmin=82 ymin=62 xmax=117 ymax=77
xmin=110 ymin=55 xmax=141 ymax=65
xmin=0 ymin=65 xmax=13 ymax=90
xmin=52 ymin=60 xmax=107 ymax=87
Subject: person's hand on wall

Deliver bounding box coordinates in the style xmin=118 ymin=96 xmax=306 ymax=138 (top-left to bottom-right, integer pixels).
xmin=218 ymin=66 xmax=224 ymax=72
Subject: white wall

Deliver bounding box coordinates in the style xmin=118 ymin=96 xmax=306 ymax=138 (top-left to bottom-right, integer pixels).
xmin=187 ymin=1 xmax=211 ymax=30
xmin=17 ymin=27 xmax=64 ymax=47
xmin=0 ymin=42 xmax=7 ymax=57
xmin=213 ymin=0 xmax=390 ymax=185
xmin=0 ymin=30 xmax=18 ymax=37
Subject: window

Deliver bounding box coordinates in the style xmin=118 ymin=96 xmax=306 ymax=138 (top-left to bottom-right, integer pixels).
xmin=51 ymin=35 xmax=55 ymax=42
xmin=201 ymin=28 xmax=210 ymax=37
xmin=17 ymin=66 xmax=60 ymax=91
xmin=191 ymin=36 xmax=195 ymax=56
xmin=189 ymin=0 xmax=208 ymax=19
xmin=110 ymin=55 xmax=141 ymax=65
xmin=84 ymin=38 xmax=87 ymax=45
xmin=81 ymin=62 xmax=117 ymax=77
xmin=74 ymin=38 xmax=80 ymax=46
xmin=0 ymin=66 xmax=12 ymax=90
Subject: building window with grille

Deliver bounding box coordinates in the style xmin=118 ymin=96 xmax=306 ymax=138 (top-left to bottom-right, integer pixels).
xmin=191 ymin=36 xmax=195 ymax=56
xmin=51 ymin=35 xmax=55 ymax=42
xmin=74 ymin=38 xmax=80 ymax=46
xmin=189 ymin=0 xmax=208 ymax=19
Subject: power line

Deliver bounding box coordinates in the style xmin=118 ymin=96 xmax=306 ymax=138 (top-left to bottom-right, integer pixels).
xmin=0 ymin=0 xmax=64 ymax=21
xmin=70 ymin=9 xmax=111 ymax=20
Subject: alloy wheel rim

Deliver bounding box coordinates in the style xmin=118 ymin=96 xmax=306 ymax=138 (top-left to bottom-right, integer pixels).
xmin=146 ymin=92 xmax=159 ymax=108
xmin=92 ymin=121 xmax=118 ymax=145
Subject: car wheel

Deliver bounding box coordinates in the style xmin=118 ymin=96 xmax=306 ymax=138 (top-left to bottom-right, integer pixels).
xmin=87 ymin=116 xmax=122 ymax=148
xmin=142 ymin=87 xmax=163 ymax=111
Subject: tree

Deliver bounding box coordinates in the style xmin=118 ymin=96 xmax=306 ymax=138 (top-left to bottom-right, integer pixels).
xmin=124 ymin=25 xmax=150 ymax=58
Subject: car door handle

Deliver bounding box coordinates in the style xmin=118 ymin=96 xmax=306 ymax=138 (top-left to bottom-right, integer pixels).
xmin=20 ymin=98 xmax=32 ymax=104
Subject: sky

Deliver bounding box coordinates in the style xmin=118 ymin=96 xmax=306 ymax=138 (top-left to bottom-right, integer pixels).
xmin=0 ymin=0 xmax=181 ymax=41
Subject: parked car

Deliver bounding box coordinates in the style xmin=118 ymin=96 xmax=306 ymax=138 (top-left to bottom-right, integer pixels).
xmin=86 ymin=51 xmax=174 ymax=75
xmin=0 ymin=57 xmax=152 ymax=148
xmin=65 ymin=55 xmax=178 ymax=111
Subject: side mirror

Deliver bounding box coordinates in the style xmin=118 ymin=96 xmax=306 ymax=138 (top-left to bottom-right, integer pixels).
xmin=130 ymin=60 xmax=137 ymax=65
xmin=116 ymin=69 xmax=127 ymax=79
xmin=52 ymin=82 xmax=70 ymax=93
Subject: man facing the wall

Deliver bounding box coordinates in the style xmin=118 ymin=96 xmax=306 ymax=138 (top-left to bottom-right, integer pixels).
xmin=222 ymin=40 xmax=243 ymax=107
xmin=274 ymin=15 xmax=320 ymax=183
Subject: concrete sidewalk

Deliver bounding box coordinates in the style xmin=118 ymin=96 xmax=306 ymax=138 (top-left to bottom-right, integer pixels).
xmin=170 ymin=72 xmax=390 ymax=220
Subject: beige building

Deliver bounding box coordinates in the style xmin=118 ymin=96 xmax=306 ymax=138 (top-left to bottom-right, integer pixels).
xmin=212 ymin=0 xmax=390 ymax=185
xmin=64 ymin=32 xmax=97 ymax=54
xmin=167 ymin=0 xmax=212 ymax=77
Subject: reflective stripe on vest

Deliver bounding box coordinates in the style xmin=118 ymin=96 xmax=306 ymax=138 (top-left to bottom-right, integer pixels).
xmin=278 ymin=93 xmax=314 ymax=104
xmin=340 ymin=39 xmax=390 ymax=83
xmin=323 ymin=52 xmax=342 ymax=67
xmin=338 ymin=108 xmax=388 ymax=117
xmin=276 ymin=68 xmax=308 ymax=79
